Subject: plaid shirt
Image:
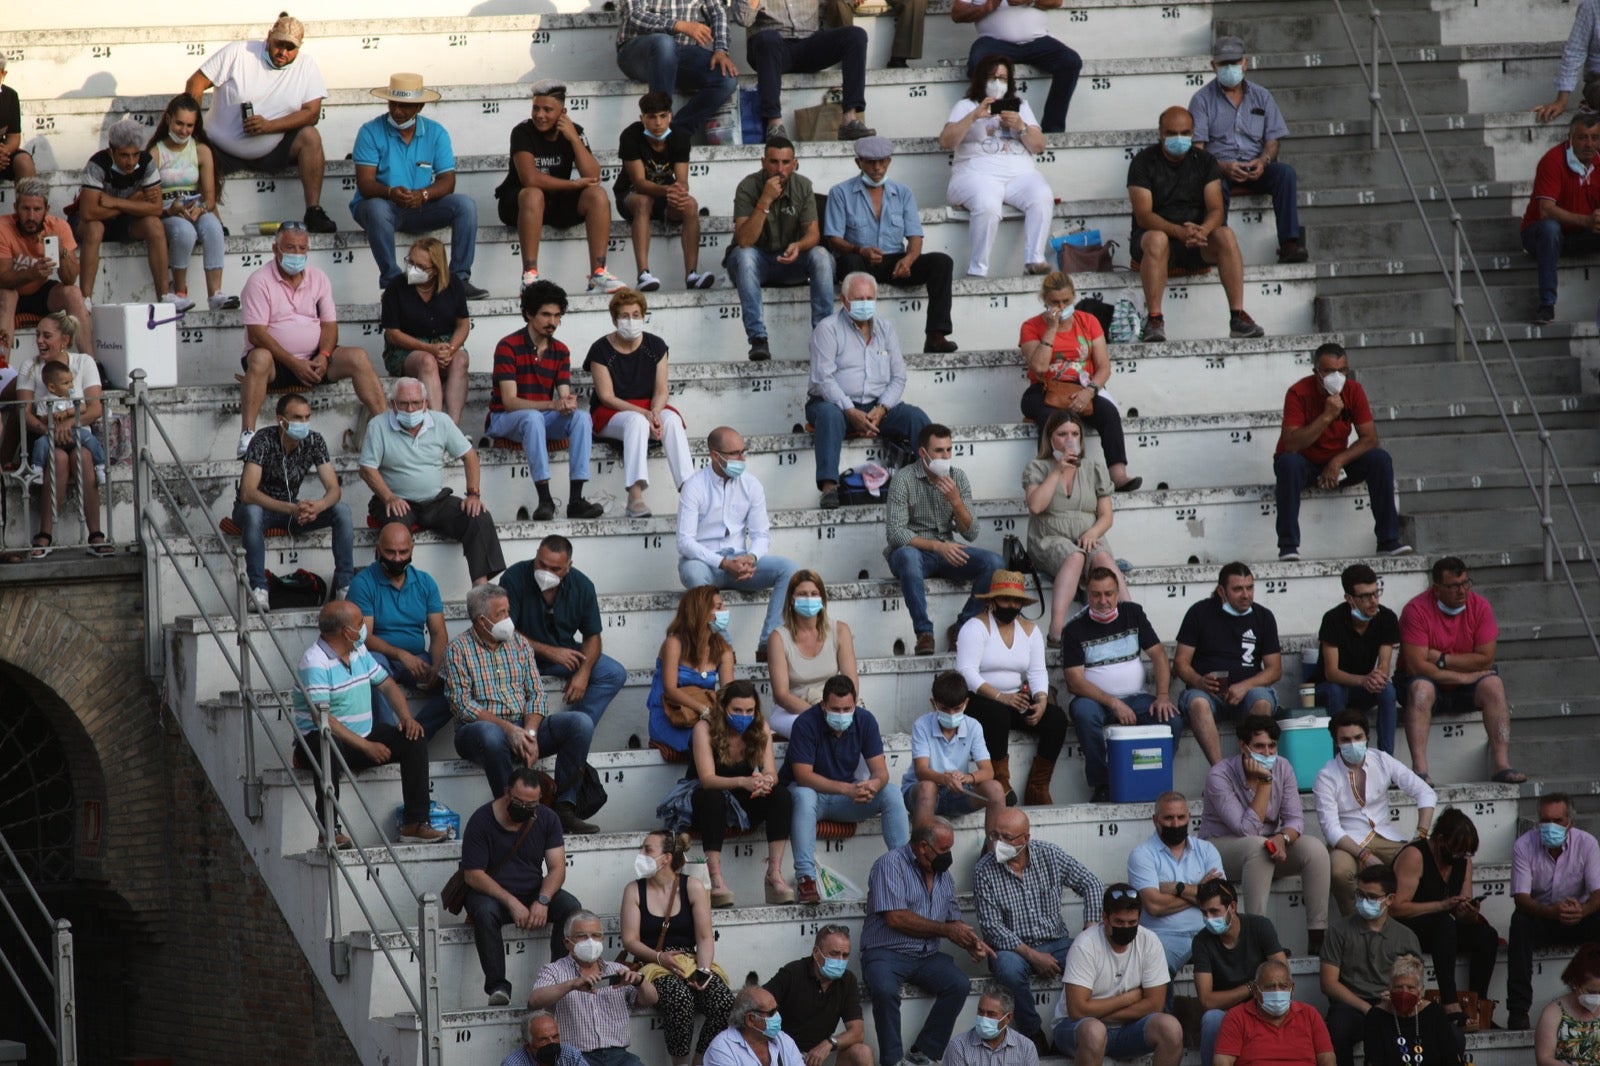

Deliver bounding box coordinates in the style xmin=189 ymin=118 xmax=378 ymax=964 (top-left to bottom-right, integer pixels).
xmin=444 ymin=629 xmax=546 ymax=723
xmin=617 ymin=0 xmax=729 ymax=54
xmin=533 ymin=957 xmax=638 ymax=1051
xmin=973 ymin=840 xmax=1105 ymax=951
xmin=490 ymin=329 xmax=571 ymax=416
xmin=862 ymin=845 xmax=961 ymax=957
xmin=884 ymin=463 xmax=979 ymax=556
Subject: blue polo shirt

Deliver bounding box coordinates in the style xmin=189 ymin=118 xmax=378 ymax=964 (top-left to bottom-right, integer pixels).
xmin=901 ymin=711 xmax=990 ymax=787
xmin=349 ymin=113 xmax=458 ymax=208
xmin=1126 ymin=831 xmax=1225 ymax=964
xmin=1188 ymin=79 xmax=1289 ymax=164
xmin=823 ymin=176 xmax=923 ymax=255
xmin=780 ymin=705 xmax=886 ymax=786
xmin=346 ymin=561 xmax=444 ymax=657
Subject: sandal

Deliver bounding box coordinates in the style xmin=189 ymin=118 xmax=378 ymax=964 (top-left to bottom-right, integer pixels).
xmin=87 ymin=532 xmax=114 ymax=557
xmin=30 ymin=533 xmax=52 ymax=559
xmin=1491 ymin=767 xmax=1527 ymax=785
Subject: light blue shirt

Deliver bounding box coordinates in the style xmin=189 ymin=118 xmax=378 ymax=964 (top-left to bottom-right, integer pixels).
xmin=823 ymin=176 xmax=923 ymax=255
xmin=703 ymin=1026 xmax=805 ymax=1066
xmin=808 ymin=308 xmax=906 ymax=410
xmin=902 ymin=711 xmax=991 ymax=786
xmin=1125 ymin=830 xmax=1224 ymax=968
xmin=1188 ymin=79 xmax=1289 ymax=164
xmin=357 ymin=409 xmax=473 ymax=503
xmin=292 ymin=638 xmax=388 ymax=735
xmin=350 ymin=113 xmax=458 ymax=208
xmin=675 ymin=464 xmax=772 ymax=567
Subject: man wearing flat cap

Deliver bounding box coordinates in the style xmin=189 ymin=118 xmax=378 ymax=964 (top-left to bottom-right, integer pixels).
xmin=1189 ymin=36 xmax=1306 ymax=264
xmin=824 ymin=137 xmax=958 ymax=357
xmin=185 ymin=14 xmax=336 ymax=233
xmin=350 ymin=74 xmax=487 ymax=298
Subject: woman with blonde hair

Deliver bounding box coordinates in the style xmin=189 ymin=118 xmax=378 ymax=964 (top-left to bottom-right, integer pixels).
xmin=647 ymin=585 xmax=736 ymax=756
xmin=765 ymin=568 xmax=859 ymax=738
xmin=380 ymin=236 xmax=471 ymax=424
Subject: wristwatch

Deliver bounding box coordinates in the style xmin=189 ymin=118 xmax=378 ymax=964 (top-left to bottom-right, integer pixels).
xmin=1436 ymin=653 xmax=1447 ymax=669
xmin=1175 ymin=881 xmax=1187 ymax=899
xmin=828 ymin=1037 xmax=839 ymax=1050
xmin=537 ymin=894 xmax=552 ymax=906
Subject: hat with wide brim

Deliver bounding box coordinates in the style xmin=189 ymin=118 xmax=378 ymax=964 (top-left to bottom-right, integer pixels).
xmin=976 ymin=570 xmax=1038 ymax=605
xmin=372 ymin=73 xmax=441 ymax=104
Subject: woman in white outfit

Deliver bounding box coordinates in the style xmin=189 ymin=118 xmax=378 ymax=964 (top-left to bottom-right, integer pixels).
xmin=940 ymin=56 xmax=1054 ymax=277
xmin=583 ymin=287 xmax=694 ymax=517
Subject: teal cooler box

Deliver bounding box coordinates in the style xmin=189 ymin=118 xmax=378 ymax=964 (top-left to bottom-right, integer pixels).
xmin=1279 ymin=716 xmax=1331 ymax=791
xmin=1105 ymin=725 xmax=1175 ymax=803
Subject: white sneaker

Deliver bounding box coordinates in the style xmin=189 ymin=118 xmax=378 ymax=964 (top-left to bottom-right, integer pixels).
xmin=637 ymin=270 xmax=662 ymax=292
xmin=687 ymin=270 xmax=717 ymax=290
xmin=587 ymin=267 xmax=625 ymax=294
xmin=236 ymin=429 xmax=256 ymax=458
xmin=209 ymin=292 xmax=241 ymax=311
xmin=95 ymin=464 xmax=106 ymax=486
xmin=18 ymin=465 xmax=43 ymax=486
xmin=520 ymin=268 xmax=540 ymax=291
xmin=1380 ymin=544 xmax=1415 ymax=557
xmin=250 ymin=587 xmax=272 ymax=613
xmin=487 ymin=989 xmax=512 ymax=1007
xmin=161 ymin=292 xmax=195 ymax=312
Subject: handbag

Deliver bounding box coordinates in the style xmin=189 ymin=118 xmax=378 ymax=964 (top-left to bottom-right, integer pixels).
xmin=1052 ymin=229 xmax=1118 ymax=273
xmin=617 ymin=875 xmax=680 ymax=972
xmin=575 ymin=762 xmax=609 ymax=820
xmin=441 ymin=815 xmax=535 ymax=915
xmin=266 ymin=568 xmax=328 ymax=610
xmin=794 ymin=90 xmax=843 ymax=141
xmin=1001 ymin=534 xmax=1047 ymax=620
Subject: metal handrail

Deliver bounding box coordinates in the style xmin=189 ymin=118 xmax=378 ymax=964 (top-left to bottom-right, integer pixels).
xmin=0 ymin=828 xmax=78 ymax=1064
xmin=0 ymin=394 xmax=119 ymax=555
xmin=1331 ymin=0 xmax=1600 ymax=662
xmin=127 ymin=373 xmax=441 ymax=1063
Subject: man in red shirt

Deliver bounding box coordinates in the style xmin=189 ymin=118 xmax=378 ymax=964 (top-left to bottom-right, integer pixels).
xmin=1213 ymin=959 xmax=1334 ymax=1066
xmin=1272 ymin=342 xmax=1409 ymax=562
xmin=1398 ymin=556 xmax=1522 ymax=785
xmin=1520 ymin=112 xmax=1600 ymax=325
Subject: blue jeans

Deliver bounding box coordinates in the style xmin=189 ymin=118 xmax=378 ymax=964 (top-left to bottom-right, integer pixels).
xmin=162 ymin=210 xmax=226 ymax=272
xmin=229 ymin=499 xmax=354 ymax=593
xmin=539 ymin=652 xmax=627 ymax=726
xmin=1181 ymin=686 xmax=1278 ymax=721
xmin=351 ymin=194 xmax=479 ymax=289
xmin=1201 ymin=1008 xmax=1226 ymax=1066
xmin=1521 ymin=219 xmax=1600 ymax=309
xmin=1222 ymin=162 xmax=1301 ymax=247
xmin=746 ymin=27 xmax=868 ymax=118
xmin=966 ymin=36 xmax=1082 ymax=133
xmin=805 ymin=397 xmax=929 ymax=487
xmin=485 ymin=408 xmax=593 ymax=482
xmin=789 ymin=784 xmax=910 ymax=879
xmin=31 ymin=427 xmax=106 ymax=469
xmin=860 ymin=948 xmax=970 ymax=1066
xmin=1317 ymin=680 xmax=1397 ymax=755
xmin=369 ymin=650 xmax=454 ymax=739
xmin=678 ymin=551 xmax=801 ymax=643
xmin=991 ymin=935 xmax=1072 ymax=1037
xmin=1068 ymin=693 xmax=1187 ymax=791
xmin=616 ymin=35 xmax=739 ymax=133
xmin=453 ymin=713 xmax=595 ymax=803
xmin=887 ymin=545 xmax=1003 ymax=635
xmin=723 ymin=245 xmax=835 ymax=341
xmin=1273 ymin=448 xmax=1402 ymax=553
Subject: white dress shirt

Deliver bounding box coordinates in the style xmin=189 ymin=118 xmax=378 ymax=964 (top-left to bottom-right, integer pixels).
xmin=676 ymin=465 xmax=773 ymax=567
xmin=1313 ymin=748 xmax=1437 ymax=849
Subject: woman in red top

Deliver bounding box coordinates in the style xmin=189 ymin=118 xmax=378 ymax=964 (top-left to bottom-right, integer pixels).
xmin=1017 ymin=271 xmax=1141 ymax=492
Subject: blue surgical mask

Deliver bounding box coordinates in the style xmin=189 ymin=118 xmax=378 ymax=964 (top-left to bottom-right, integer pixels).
xmin=1216 ymin=64 xmax=1245 ymax=89
xmin=721 ymin=459 xmax=746 ymax=479
xmin=1435 ymin=598 xmax=1467 ymax=616
xmin=711 ymin=609 xmax=730 ymax=632
xmin=643 ymin=126 xmax=671 ymax=142
xmin=825 ymin=711 xmax=854 ymax=733
xmin=1354 ymin=897 xmax=1385 ymax=920
xmin=396 ymin=409 xmax=426 ymax=429
xmin=1339 ymin=741 xmax=1367 ymax=767
xmin=279 ymin=253 xmax=308 ymax=275
xmin=819 ymin=956 xmax=848 ymax=980
xmin=1350 ymin=606 xmax=1375 ymax=623
xmin=848 ymin=300 xmax=875 ymax=322
xmin=1259 ymin=989 xmax=1291 ymax=1016
xmin=973 ymin=1017 xmax=1003 ymax=1040
xmin=1204 ymin=915 xmax=1230 ymax=936
xmin=1221 ymin=601 xmax=1252 ymax=617
xmin=1164 ymin=134 xmax=1193 ymax=157
xmin=761 ymin=1013 xmax=784 ymax=1039
xmin=1541 ymin=822 xmax=1569 ymax=849
xmin=387 ymin=114 xmax=417 ymax=131
xmin=728 ymin=713 xmax=754 ymax=734
xmin=859 ymin=172 xmax=886 ymax=188
xmin=1249 ymin=751 xmax=1277 ymax=771
xmin=350 ymin=623 xmax=368 ymax=650
xmin=937 ymin=711 xmax=963 ymax=730
xmin=282 ymin=419 xmax=311 ymax=441
xmin=794 ymin=596 xmax=823 ymax=617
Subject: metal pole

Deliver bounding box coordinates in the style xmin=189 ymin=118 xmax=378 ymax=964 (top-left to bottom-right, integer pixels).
xmin=53 ymin=919 xmax=77 ymax=1066
xmin=419 ymin=893 xmax=442 ymax=1066
xmin=129 ymin=370 xmax=162 ymax=677
xmin=1542 ymin=432 xmax=1555 ymax=582
xmin=317 ymin=701 xmax=350 ymax=978
xmin=97 ymin=400 xmax=113 ymax=547
xmin=1452 ymin=216 xmax=1465 ymax=362
xmin=1369 ymin=8 xmax=1382 ymax=150
xmin=240 ymin=575 xmax=263 ymax=821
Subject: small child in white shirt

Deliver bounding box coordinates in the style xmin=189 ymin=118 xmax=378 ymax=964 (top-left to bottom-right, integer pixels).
xmin=31 ymin=360 xmax=107 ymax=485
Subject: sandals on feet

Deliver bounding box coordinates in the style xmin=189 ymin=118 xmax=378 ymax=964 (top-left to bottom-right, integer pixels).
xmin=87 ymin=532 xmax=114 ymax=557
xmin=30 ymin=533 xmax=52 ymax=559
xmin=1492 ymin=767 xmax=1527 ymax=784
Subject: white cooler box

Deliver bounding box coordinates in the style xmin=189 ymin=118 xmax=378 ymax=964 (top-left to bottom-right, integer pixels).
xmin=93 ymin=302 xmax=181 ymax=388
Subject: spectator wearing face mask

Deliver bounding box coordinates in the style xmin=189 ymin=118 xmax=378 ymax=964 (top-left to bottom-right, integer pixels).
xmin=1319 ymin=865 xmax=1423 ymax=1066
xmin=766 ymin=572 xmax=860 ymax=739
xmin=901 ymin=672 xmax=1007 ymax=838
xmin=943 ymin=990 xmax=1039 ymax=1066
xmin=1213 ymin=959 xmax=1334 ymax=1066
xmin=529 ymin=911 xmax=658 ymax=1066
xmin=1272 ymin=341 xmax=1408 ymax=562
xmin=1507 ymin=793 xmax=1600 ymax=1031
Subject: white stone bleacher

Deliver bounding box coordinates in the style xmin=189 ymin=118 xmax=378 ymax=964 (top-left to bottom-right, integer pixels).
xmin=25 ymin=0 xmax=1581 ymax=1060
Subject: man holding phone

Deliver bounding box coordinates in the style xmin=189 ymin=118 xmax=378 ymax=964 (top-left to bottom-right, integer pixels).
xmin=0 ymin=177 xmax=94 ymax=358
xmin=530 ymin=910 xmax=658 ymax=1066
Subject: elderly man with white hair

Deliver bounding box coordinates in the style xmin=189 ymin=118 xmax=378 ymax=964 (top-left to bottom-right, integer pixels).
xmin=704 ymin=985 xmax=806 ymax=1066
xmin=446 ymin=583 xmax=598 ymax=832
xmin=0 ymin=177 xmax=94 ymax=356
xmin=73 ymin=117 xmax=180 ymax=309
xmin=503 ymin=1011 xmax=589 ymax=1066
xmin=805 ymin=270 xmax=931 ymax=510
xmin=359 ymin=376 xmax=506 ymax=587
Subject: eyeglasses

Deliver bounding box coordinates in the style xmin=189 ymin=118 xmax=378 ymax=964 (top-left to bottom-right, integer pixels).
xmin=748 ymin=1008 xmax=777 ymax=1018
xmin=1349 ymin=590 xmax=1381 ymax=602
xmin=715 ymin=448 xmax=748 ymax=459
xmin=1355 ymin=891 xmax=1388 ymax=903
xmin=1439 ymin=578 xmax=1473 ymax=592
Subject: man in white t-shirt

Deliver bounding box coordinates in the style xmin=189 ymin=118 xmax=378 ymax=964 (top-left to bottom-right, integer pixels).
xmin=184 ymin=14 xmax=335 ymax=233
xmin=1052 ymin=883 xmax=1182 ymax=1066
xmin=950 ymin=0 xmax=1083 ymax=133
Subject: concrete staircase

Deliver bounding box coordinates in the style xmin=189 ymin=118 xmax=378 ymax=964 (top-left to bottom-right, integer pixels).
xmin=9 ymin=0 xmax=1599 ymax=1062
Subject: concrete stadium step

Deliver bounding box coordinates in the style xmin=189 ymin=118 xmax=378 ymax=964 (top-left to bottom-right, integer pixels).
xmin=1409 ymin=501 xmax=1600 ymax=555
xmin=1214 ymin=5 xmax=1446 ymax=51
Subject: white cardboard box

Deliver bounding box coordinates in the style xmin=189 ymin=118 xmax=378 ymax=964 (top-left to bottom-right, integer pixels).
xmin=93 ymin=302 xmax=181 ymax=388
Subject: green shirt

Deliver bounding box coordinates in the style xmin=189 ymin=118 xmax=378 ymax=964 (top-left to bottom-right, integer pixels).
xmin=733 ymin=170 xmax=816 ymax=252
xmin=1319 ymin=914 xmax=1422 ymax=1002
xmin=358 ymin=410 xmax=473 ymax=502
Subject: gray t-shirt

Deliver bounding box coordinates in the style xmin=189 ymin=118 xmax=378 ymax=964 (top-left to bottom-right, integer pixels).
xmin=1319 ymin=915 xmax=1422 ymax=1002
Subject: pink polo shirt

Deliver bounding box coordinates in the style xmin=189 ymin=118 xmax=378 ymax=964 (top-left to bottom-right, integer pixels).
xmin=239 ymin=261 xmax=337 ymax=360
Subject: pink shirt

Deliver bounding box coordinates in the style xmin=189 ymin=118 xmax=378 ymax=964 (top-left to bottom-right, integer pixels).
xmin=1398 ymin=589 xmax=1498 ymax=657
xmin=239 ymin=262 xmax=336 ymax=360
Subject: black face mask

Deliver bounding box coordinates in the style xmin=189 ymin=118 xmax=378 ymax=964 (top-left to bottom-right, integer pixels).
xmin=1158 ymin=824 xmax=1189 ymax=847
xmin=1108 ymin=924 xmax=1138 ymax=946
xmin=380 ymin=556 xmax=411 ymax=576
xmin=991 ymin=606 xmax=1021 ymax=625
xmin=508 ymin=800 xmax=540 ymax=823
xmin=929 ymin=850 xmax=954 ymax=874
xmin=534 ymin=1044 xmax=563 ymax=1066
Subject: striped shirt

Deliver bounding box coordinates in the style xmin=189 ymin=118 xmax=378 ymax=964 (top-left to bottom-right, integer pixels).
xmin=617 ymin=0 xmax=729 ymax=52
xmin=444 ymin=629 xmax=547 ymax=723
xmin=974 ymin=840 xmax=1105 ymax=950
xmin=533 ymin=957 xmax=639 ymax=1051
xmin=883 ymin=463 xmax=978 ymax=556
xmin=292 ymin=639 xmax=388 ymax=735
xmin=490 ymin=330 xmax=571 ymax=417
xmin=862 ymin=845 xmax=960 ymax=957
xmin=501 ymin=1045 xmax=587 ymax=1066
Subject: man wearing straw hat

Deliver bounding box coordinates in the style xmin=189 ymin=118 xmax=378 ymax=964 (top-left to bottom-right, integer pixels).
xmin=350 ymin=73 xmax=488 ymax=299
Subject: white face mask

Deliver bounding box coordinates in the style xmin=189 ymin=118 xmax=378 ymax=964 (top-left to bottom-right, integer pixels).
xmin=572 ymin=938 xmax=606 ymax=964
xmin=169 ymin=130 xmax=192 ymax=145
xmin=534 ymin=569 xmax=562 ymax=592
xmin=985 ymin=79 xmax=1008 ymax=100
xmin=634 ymin=853 xmax=660 ymax=879
xmin=993 ymin=840 xmax=1019 ymax=863
xmin=1580 ymin=993 xmax=1600 ymax=1011
xmin=925 ymin=457 xmax=952 ymax=478
xmin=404 ymin=263 xmax=431 ymax=286
xmin=1321 ymin=370 xmax=1347 ymax=396
xmin=488 ymin=617 xmax=517 ymax=643
xmin=615 ymin=317 xmax=645 ymax=341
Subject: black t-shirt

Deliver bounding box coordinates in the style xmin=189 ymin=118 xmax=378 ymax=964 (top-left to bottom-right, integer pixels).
xmin=380 ymin=276 xmax=470 ymax=338
xmin=1126 ymin=143 xmax=1223 ymax=231
xmin=1313 ymin=603 xmax=1401 ymax=681
xmin=497 ymin=119 xmax=588 ymax=199
xmin=614 ymin=121 xmax=691 ymax=201
xmin=458 ymin=802 xmax=564 ymax=903
xmin=1189 ymin=912 xmax=1285 ymax=991
xmin=1175 ymin=596 xmax=1281 ymax=685
xmin=763 ymin=956 xmax=863 ymax=1051
xmin=583 ymin=333 xmax=669 ymax=411
xmin=0 ymin=86 xmax=20 ymax=144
